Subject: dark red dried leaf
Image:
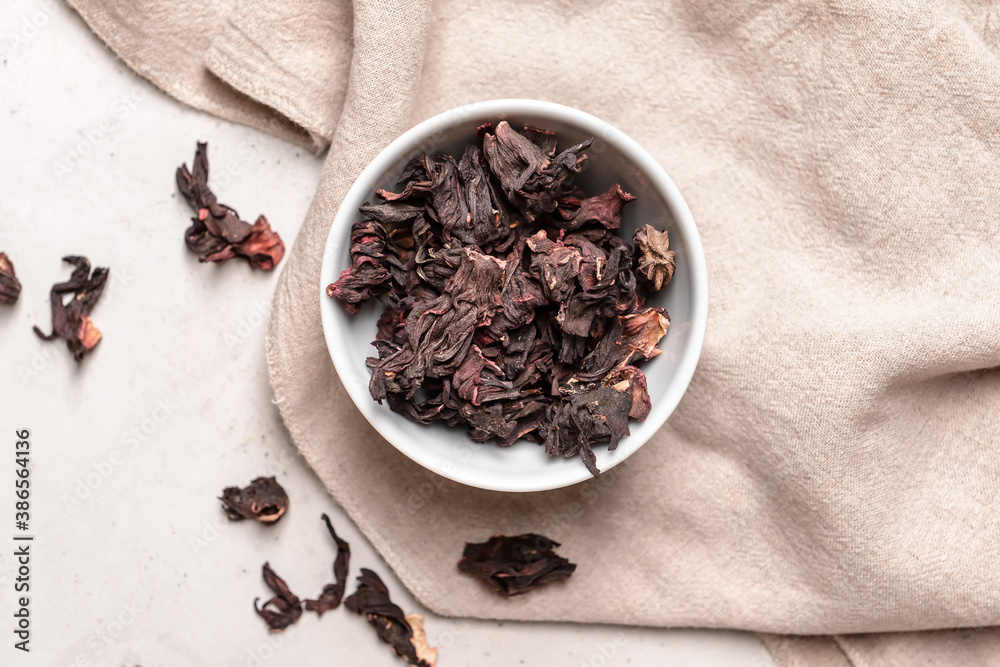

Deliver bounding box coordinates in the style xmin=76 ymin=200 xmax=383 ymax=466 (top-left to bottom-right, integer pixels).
xmin=0 ymin=252 xmax=22 ymax=305
xmin=33 ymin=256 xmax=108 ymax=362
xmin=220 ymin=476 xmax=289 ymax=523
xmin=176 ymin=142 xmax=284 ymax=270
xmin=254 ymin=562 xmax=303 ymax=631
xmin=457 ymin=534 xmax=576 ymax=596
xmin=304 ymin=514 xmax=351 ymax=616
xmin=344 ymin=569 xmax=436 ymax=667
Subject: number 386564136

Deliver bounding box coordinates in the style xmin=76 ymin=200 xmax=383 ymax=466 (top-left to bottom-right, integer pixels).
xmin=15 ymin=430 xmax=30 ymax=525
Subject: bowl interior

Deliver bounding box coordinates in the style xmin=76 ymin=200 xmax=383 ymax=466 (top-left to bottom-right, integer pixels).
xmin=320 ymin=100 xmax=706 ymax=492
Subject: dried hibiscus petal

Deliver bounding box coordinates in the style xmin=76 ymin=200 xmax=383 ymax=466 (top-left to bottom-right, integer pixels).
xmin=633 ymin=224 xmax=675 ymax=290
xmin=203 ymin=215 xmax=285 ymax=271
xmin=482 ymin=121 xmax=591 ymax=219
xmin=345 ymin=569 xmax=437 ymax=667
xmin=254 ymin=562 xmax=303 ymax=631
xmin=176 ymin=142 xmax=284 ymax=270
xmin=620 ymin=306 xmax=671 ymax=363
xmin=220 ymin=476 xmax=289 ymax=523
xmin=458 ymin=534 xmax=576 ymax=596
xmin=557 ymin=183 xmax=636 ymax=232
xmin=326 ymin=220 xmax=392 ymax=314
xmin=33 ymin=256 xmax=108 ymax=362
xmin=543 ymin=385 xmax=634 ymax=475
xmin=607 ymin=365 xmax=652 ymax=420
xmin=521 ymin=125 xmax=558 ymax=157
xmin=327 ymin=122 xmax=675 ymax=477
xmin=304 ymin=514 xmax=351 ymax=616
xmin=0 ymin=252 xmax=22 ymax=305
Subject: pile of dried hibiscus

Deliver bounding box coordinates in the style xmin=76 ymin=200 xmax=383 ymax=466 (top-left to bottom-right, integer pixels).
xmin=327 ymin=121 xmax=676 ymax=475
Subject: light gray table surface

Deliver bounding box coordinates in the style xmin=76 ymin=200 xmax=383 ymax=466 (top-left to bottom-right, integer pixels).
xmin=0 ymin=2 xmax=776 ymax=664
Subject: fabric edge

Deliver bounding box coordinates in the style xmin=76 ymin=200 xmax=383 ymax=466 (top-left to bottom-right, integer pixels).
xmin=204 ymin=42 xmax=333 ymax=154
xmin=64 ymin=0 xmax=318 ymax=152
xmin=758 ymin=634 xmax=856 ymax=667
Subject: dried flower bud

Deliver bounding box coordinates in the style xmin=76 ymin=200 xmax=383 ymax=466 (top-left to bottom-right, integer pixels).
xmin=633 ymin=224 xmax=675 ymax=291
xmin=220 ymin=476 xmax=289 ymax=523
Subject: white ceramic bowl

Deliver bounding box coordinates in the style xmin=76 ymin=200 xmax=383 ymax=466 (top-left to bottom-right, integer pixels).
xmin=320 ymin=99 xmax=707 ymax=492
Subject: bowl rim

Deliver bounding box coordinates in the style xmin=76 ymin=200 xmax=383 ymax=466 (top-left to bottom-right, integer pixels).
xmin=319 ymin=98 xmax=708 ymax=492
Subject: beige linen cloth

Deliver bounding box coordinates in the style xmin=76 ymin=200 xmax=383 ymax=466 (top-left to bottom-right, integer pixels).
xmin=66 ymin=0 xmax=1000 ymax=663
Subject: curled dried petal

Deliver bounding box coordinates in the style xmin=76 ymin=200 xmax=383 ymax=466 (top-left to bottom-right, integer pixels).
xmin=254 ymin=563 xmax=302 ymax=631
xmin=326 ymin=221 xmax=393 ymax=314
xmin=232 ymin=215 xmax=285 ymax=271
xmin=607 ymin=365 xmax=652 ymax=420
xmin=620 ymin=307 xmax=670 ymax=363
xmin=33 ymin=256 xmax=108 ymax=362
xmin=458 ymin=534 xmax=576 ymax=596
xmin=345 ymin=569 xmax=434 ymax=667
xmin=557 ymin=183 xmax=636 ymax=232
xmin=482 ymin=121 xmax=591 ymax=219
xmin=304 ymin=514 xmax=351 ymax=615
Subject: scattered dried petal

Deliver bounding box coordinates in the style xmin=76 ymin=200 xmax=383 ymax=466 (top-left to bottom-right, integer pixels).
xmin=304 ymin=514 xmax=351 ymax=616
xmin=345 ymin=569 xmax=435 ymax=667
xmin=458 ymin=534 xmax=576 ymax=596
xmin=176 ymin=142 xmax=284 ymax=271
xmin=0 ymin=253 xmax=21 ymax=305
xmin=633 ymin=224 xmax=675 ymax=290
xmin=254 ymin=563 xmax=303 ymax=631
xmin=220 ymin=476 xmax=289 ymax=523
xmin=33 ymin=256 xmax=108 ymax=362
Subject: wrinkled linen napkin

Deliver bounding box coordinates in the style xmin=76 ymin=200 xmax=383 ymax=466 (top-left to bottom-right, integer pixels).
xmin=65 ymin=0 xmax=1000 ymax=663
